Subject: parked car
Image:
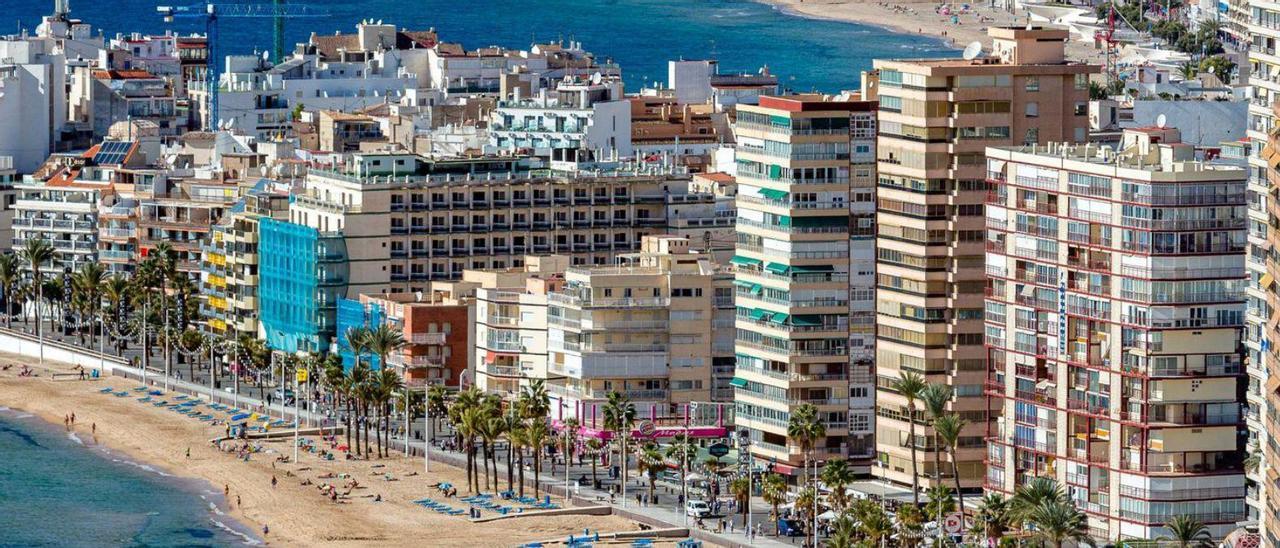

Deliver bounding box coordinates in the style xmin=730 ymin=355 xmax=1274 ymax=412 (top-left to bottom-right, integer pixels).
xmin=684 ymin=500 xmax=712 ymax=518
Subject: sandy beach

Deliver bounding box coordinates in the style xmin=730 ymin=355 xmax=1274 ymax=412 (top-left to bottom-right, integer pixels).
xmin=0 ymin=354 xmax=651 ymax=547
xmin=760 ymin=0 xmax=1106 ymax=64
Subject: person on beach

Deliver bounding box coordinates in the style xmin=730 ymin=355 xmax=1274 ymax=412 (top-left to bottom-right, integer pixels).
xmin=70 ymin=413 xmax=75 ymax=425
xmin=271 ymin=476 xmax=278 ymax=489
xmin=186 ymin=447 xmax=190 ymax=458
xmin=262 ymin=525 xmax=268 ymax=537
xmin=91 ymin=423 xmax=96 ymax=434
xmin=225 ymin=484 xmax=230 ymax=497
xmin=237 ymin=495 xmax=241 ymax=507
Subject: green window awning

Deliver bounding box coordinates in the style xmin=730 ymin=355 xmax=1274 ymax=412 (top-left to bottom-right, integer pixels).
xmin=791 ymin=264 xmax=834 ymax=273
xmin=765 ymin=262 xmax=791 ymax=275
xmin=733 ymin=280 xmax=755 ymax=289
xmin=729 ymin=377 xmax=749 ymax=388
xmin=792 ymin=315 xmax=823 ymax=327
xmin=750 ymin=284 xmax=763 ymax=295
xmin=759 ymin=188 xmax=789 ymax=201
xmin=768 ymin=164 xmax=783 ymax=179
xmin=730 ymin=255 xmax=763 ymax=268
xmin=749 ymin=308 xmax=770 ymax=321
xmin=771 ymin=312 xmax=790 ymax=324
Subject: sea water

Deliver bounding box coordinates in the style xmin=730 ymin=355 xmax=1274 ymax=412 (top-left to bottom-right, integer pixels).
xmin=0 ymin=408 xmax=259 ymax=547
xmin=8 ymin=0 xmax=955 ymax=92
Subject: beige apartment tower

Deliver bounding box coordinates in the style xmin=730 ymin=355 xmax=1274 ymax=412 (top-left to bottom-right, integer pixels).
xmin=872 ymin=27 xmax=1098 ymax=490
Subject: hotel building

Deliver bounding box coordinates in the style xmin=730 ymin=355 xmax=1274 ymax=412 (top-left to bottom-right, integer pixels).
xmin=730 ymin=94 xmax=876 ymax=477
xmin=872 ymin=26 xmax=1098 ymax=490
xmin=984 ymin=128 xmax=1248 ymax=540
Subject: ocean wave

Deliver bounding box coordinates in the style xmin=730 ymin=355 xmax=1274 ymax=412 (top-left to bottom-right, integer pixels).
xmin=111 ymin=457 xmax=174 ymax=477
xmin=67 ymin=432 xmax=83 ymax=445
xmin=209 ymin=518 xmax=261 ymax=546
xmin=0 ymin=406 xmax=34 ymax=419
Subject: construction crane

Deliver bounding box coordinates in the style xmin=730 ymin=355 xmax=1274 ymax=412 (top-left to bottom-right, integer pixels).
xmin=157 ymin=1 xmax=329 ymax=129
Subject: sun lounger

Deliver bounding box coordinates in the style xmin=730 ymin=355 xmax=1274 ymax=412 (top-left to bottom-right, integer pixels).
xmin=100 ymin=388 xmax=115 ymax=393
xmin=114 ymin=392 xmax=129 ymax=397
xmin=133 ymin=387 xmax=147 ymax=392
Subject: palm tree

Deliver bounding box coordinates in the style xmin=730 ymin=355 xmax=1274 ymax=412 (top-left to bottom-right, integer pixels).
xmin=665 ymin=433 xmax=697 ymax=504
xmin=0 ymin=253 xmax=20 ymax=327
xmin=102 ymin=274 xmax=130 ymax=351
xmin=896 ymin=503 xmax=925 ymax=546
xmin=637 ymin=442 xmax=665 ymax=504
xmin=1011 ymin=477 xmax=1069 ymax=526
xmin=821 ymin=458 xmax=855 ymax=513
xmin=762 ymin=473 xmax=788 ymax=536
xmin=1161 ymin=515 xmax=1212 ymax=548
xmin=1244 ymin=441 xmax=1263 ymax=476
xmin=602 ymin=391 xmax=636 ymax=500
xmin=484 ymin=411 xmax=509 ymax=493
xmin=72 ymin=262 xmax=106 ymax=346
xmin=787 ymin=402 xmax=825 ymax=548
xmin=518 ymin=379 xmax=551 ymax=420
xmin=426 ymin=384 xmax=448 ymax=440
xmin=828 ymin=515 xmax=858 ymax=548
xmin=347 ymin=363 xmax=373 ymax=457
xmin=21 ymin=238 xmax=54 ymax=346
xmin=1026 ymin=500 xmax=1089 ymax=548
xmin=794 ymin=486 xmax=819 ymax=542
xmin=974 ymin=493 xmax=1013 ymax=543
xmin=458 ymin=403 xmax=485 ymax=493
xmin=525 ymin=418 xmax=551 ymax=499
xmin=364 ymin=322 xmax=406 ymax=373
xmin=373 ymin=367 xmax=403 ymax=458
xmin=502 ymin=408 xmax=522 ymax=493
xmin=933 ymin=412 xmax=969 ymax=515
xmin=919 ymin=383 xmax=952 ymax=486
xmin=729 ymin=476 xmax=751 ymax=528
xmin=925 ymin=484 xmax=956 ymax=523
xmin=890 ymin=370 xmax=928 ymax=505
xmin=858 ymin=501 xmax=894 ymax=546
xmin=508 ymin=418 xmax=528 ymax=497
xmin=585 ymin=437 xmax=604 ymax=486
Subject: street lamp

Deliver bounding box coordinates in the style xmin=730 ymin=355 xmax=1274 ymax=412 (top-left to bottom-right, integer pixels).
xmin=293 ymin=350 xmax=308 ymax=464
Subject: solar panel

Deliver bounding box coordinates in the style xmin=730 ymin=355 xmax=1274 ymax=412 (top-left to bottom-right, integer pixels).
xmin=93 ymin=141 xmax=134 ymax=165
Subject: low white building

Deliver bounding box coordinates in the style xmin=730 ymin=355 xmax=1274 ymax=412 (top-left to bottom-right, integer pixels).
xmin=488 ymin=77 xmax=632 ymax=158
xmin=0 ymin=34 xmax=68 ymax=174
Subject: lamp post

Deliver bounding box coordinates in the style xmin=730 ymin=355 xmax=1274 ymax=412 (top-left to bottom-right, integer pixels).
xmin=423 ymin=390 xmax=431 ymax=474
xmin=293 ymin=351 xmax=307 ymax=464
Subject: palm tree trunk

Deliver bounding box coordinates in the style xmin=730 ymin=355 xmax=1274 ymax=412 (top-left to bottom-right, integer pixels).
xmin=363 ymin=405 xmax=371 ymax=457
xmin=506 ymin=442 xmax=514 ymax=493
xmin=344 ymin=399 xmax=353 ymax=452
xmin=518 ymin=447 xmax=526 ymax=498
xmin=465 ymin=443 xmax=474 ymax=493
xmin=908 ymin=404 xmax=920 ymax=506
xmin=951 ymin=456 xmax=965 ymax=516
xmin=533 ymin=450 xmax=542 ymax=500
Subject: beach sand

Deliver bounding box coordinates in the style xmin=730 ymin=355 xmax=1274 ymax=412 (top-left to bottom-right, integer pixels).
xmin=0 ymin=354 xmax=649 ymax=547
xmin=760 ymin=0 xmax=1106 ymax=65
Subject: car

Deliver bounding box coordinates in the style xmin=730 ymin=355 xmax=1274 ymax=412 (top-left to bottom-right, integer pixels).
xmin=777 ymin=519 xmax=805 ymax=537
xmin=684 ymin=500 xmax=711 ymax=518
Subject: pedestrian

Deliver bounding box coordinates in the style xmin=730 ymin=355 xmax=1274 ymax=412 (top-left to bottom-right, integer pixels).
xmin=236 ymin=495 xmax=241 ymax=507
xmin=91 ymin=422 xmax=96 ymax=434
xmin=70 ymin=413 xmax=75 ymax=425
xmin=224 ymin=484 xmax=230 ymax=497
xmin=636 ymin=493 xmax=642 ymax=506
xmin=262 ymin=524 xmax=268 ymax=537
xmin=186 ymin=447 xmax=190 ymax=459
xmin=271 ymin=476 xmax=278 ymax=489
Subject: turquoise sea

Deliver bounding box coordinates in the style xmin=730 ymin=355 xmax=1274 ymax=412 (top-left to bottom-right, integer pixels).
xmin=0 ymin=409 xmax=259 ymax=547
xmin=10 ymin=0 xmax=955 ymax=92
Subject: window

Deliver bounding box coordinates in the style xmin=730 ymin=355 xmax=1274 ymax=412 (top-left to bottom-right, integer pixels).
xmin=1025 ymin=102 xmax=1039 ymax=117
xmin=1025 ymin=76 xmax=1039 ymax=91
xmin=1074 ymin=102 xmax=1087 ymax=116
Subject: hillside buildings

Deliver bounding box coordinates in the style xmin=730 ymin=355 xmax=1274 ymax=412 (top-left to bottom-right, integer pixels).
xmin=872 ymin=26 xmax=1099 ymax=491
xmin=984 ymin=128 xmax=1248 ymax=539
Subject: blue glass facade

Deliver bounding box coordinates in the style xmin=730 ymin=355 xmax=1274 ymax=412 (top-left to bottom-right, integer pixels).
xmin=335 ymin=298 xmax=386 ymax=371
xmin=258 ymin=217 xmax=347 ymax=354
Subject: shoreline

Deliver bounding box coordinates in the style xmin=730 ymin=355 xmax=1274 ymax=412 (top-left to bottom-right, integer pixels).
xmin=754 ymin=0 xmax=1106 ymax=64
xmin=0 ymin=407 xmax=265 ymax=545
xmin=0 ymin=355 xmax=646 ymax=546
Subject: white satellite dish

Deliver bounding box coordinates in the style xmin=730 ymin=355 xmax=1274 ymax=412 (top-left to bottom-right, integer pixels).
xmin=1156 ymin=113 xmax=1167 ymax=129
xmin=262 ymin=50 xmax=269 ymax=61
xmin=962 ymin=41 xmax=984 ymax=61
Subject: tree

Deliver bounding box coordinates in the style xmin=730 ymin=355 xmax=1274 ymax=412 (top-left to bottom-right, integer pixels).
xmin=896 ymin=503 xmax=925 ymax=546
xmin=0 ymin=253 xmax=20 ymax=327
xmin=919 ymin=383 xmax=953 ymax=486
xmin=828 ymin=515 xmax=859 ymax=548
xmin=1245 ymin=441 xmax=1263 ymax=475
xmin=449 ymin=387 xmax=483 ymax=492
xmin=1199 ymin=55 xmax=1236 ymax=84
xmin=602 ymin=391 xmax=636 ymax=500
xmin=1011 ymin=477 xmax=1069 ymax=526
xmin=665 ymin=433 xmax=697 ymax=505
xmin=1026 ymin=500 xmax=1089 ymax=548
xmin=102 ymin=274 xmax=130 ymax=351
xmin=762 ymin=473 xmax=788 ymax=536
xmin=1161 ymin=515 xmax=1212 ymax=548
xmin=787 ymin=403 xmax=825 ymax=548
xmin=21 ymin=238 xmax=54 ymax=345
xmin=890 ymin=370 xmax=928 ymax=505
xmin=585 ymin=437 xmax=604 ymax=486
xmin=821 ymin=458 xmax=855 ymax=513
xmin=364 ymin=323 xmax=406 ymax=373
xmin=426 ymin=384 xmax=448 ymax=438
xmin=729 ymin=476 xmax=751 ymax=528
xmin=794 ymin=486 xmax=819 ymax=541
xmin=857 ymin=501 xmax=894 ymax=546
xmin=525 ymin=418 xmax=551 ymax=499
xmin=373 ymin=367 xmax=403 ymax=459
xmin=933 ymin=412 xmax=969 ymax=515
xmin=925 ymin=484 xmax=956 ymax=524
xmin=637 ymin=442 xmax=666 ymax=504
xmin=974 ymin=493 xmax=1013 ymax=544
xmin=72 ymin=262 xmax=106 ymax=348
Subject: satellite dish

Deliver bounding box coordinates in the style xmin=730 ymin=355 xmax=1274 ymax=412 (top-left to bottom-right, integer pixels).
xmin=262 ymin=50 xmax=269 ymax=61
xmin=962 ymin=41 xmax=984 ymax=61
xmin=1156 ymin=113 xmax=1167 ymax=129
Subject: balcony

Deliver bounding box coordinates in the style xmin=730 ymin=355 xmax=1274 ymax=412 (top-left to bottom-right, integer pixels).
xmin=409 ymin=332 xmax=447 ymax=345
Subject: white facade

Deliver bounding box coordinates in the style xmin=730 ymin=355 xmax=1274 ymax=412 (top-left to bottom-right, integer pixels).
xmin=488 ymin=81 xmax=632 ymax=158
xmin=0 ymin=36 xmax=67 ymax=173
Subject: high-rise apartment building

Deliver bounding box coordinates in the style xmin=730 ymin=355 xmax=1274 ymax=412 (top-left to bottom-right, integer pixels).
xmin=1246 ymin=4 xmax=1280 ymax=539
xmin=731 ymin=94 xmax=875 ymax=478
xmin=872 ymin=27 xmax=1098 ymax=490
xmin=470 ymin=255 xmax=569 ymax=399
xmin=200 ymin=183 xmax=289 ymax=340
xmin=984 ymin=128 xmax=1248 ymax=540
